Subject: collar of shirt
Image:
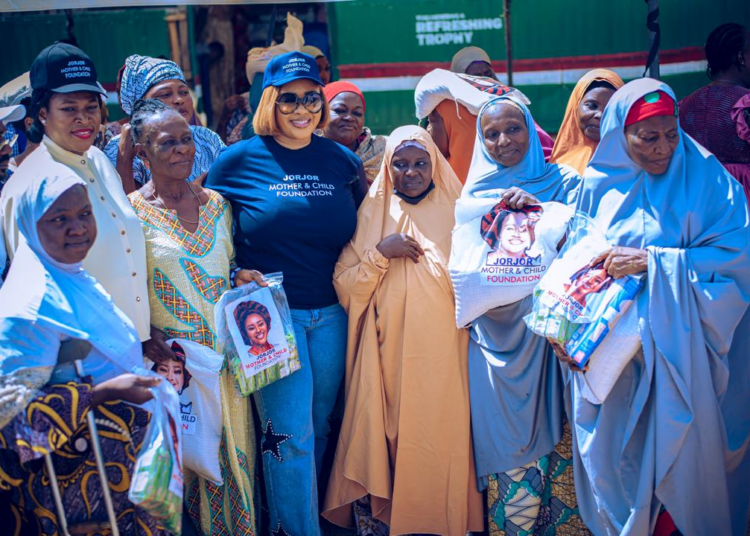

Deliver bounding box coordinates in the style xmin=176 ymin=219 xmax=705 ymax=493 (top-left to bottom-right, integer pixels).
xmin=43 ymin=135 xmax=95 ymax=171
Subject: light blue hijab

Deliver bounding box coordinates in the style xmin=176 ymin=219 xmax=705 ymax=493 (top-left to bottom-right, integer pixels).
xmin=462 ymin=95 xmax=580 ymax=203
xmin=0 ymin=175 xmax=142 ymax=428
xmin=461 ymin=96 xmax=582 ymax=488
xmin=572 ymin=78 xmax=750 ymax=535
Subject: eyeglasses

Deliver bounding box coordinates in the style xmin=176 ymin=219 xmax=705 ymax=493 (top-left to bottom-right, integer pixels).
xmin=275 ymin=91 xmax=323 ymax=115
xmin=0 ymin=134 xmax=18 ymax=152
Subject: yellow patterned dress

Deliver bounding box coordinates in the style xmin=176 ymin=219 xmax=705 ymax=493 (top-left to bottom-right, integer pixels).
xmin=128 ymin=189 xmax=257 ymax=536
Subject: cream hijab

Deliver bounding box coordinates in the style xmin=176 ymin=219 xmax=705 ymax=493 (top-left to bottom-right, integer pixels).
xmin=340 ymin=125 xmax=462 ymax=262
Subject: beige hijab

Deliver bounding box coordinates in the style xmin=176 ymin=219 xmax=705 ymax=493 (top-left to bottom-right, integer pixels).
xmin=323 ymin=125 xmax=483 ymax=534
xmin=450 ymin=46 xmax=492 ymax=74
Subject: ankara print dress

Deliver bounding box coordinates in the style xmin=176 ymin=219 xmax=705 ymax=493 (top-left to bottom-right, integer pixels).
xmin=0 ymin=381 xmax=166 ymax=536
xmin=129 ymin=189 xmax=258 ymax=535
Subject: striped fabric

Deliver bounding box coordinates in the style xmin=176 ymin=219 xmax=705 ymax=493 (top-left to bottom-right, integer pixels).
xmin=120 ymin=54 xmax=186 ymax=115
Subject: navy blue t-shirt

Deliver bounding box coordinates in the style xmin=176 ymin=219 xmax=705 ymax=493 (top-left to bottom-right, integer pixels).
xmin=205 ymin=135 xmax=367 ymax=309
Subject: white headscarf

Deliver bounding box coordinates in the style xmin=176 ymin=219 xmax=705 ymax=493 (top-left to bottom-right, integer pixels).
xmin=0 ymin=174 xmax=142 ymax=427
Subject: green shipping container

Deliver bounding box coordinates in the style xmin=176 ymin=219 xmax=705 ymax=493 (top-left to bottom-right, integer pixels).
xmin=0 ymin=9 xmax=172 ymax=120
xmin=328 ymin=0 xmax=750 ymax=135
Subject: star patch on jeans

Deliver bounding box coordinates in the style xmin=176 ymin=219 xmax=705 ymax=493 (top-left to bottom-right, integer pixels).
xmin=270 ymin=521 xmax=291 ymax=536
xmin=261 ymin=419 xmax=292 ymax=462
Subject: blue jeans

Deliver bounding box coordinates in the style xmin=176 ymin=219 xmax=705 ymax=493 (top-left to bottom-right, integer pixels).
xmin=253 ymin=303 xmax=347 ymax=536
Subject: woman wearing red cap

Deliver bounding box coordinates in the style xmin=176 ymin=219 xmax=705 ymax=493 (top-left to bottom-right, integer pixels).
xmin=320 ymin=81 xmax=387 ymax=186
xmin=550 ymin=78 xmax=750 ymax=536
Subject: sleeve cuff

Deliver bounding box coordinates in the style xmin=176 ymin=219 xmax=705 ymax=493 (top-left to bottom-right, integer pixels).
xmin=369 ymin=248 xmax=390 ymax=270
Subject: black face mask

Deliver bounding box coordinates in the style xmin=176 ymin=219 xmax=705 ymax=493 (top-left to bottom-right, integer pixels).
xmin=393 ymin=180 xmax=435 ymax=205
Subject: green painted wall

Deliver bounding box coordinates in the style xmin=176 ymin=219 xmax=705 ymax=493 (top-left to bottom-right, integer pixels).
xmin=0 ymin=9 xmax=171 ymax=119
xmin=329 ymin=0 xmax=750 ymax=135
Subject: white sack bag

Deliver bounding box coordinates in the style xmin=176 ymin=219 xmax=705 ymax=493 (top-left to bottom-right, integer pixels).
xmin=414 ymin=69 xmax=531 ymax=119
xmin=147 ymin=339 xmax=224 ymax=484
xmin=450 ymin=198 xmax=573 ymax=328
xmin=576 ymin=301 xmax=642 ymax=404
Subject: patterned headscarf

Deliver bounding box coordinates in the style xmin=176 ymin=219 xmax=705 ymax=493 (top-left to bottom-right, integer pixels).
xmin=120 ymin=54 xmax=186 ymax=115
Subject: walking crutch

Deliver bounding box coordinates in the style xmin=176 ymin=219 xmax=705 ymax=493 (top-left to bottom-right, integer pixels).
xmin=44 ymin=340 xmax=120 ymax=536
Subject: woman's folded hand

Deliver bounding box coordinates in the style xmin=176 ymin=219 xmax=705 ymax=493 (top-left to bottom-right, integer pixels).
xmin=501 ymin=187 xmax=540 ymax=209
xmin=376 ymin=233 xmax=425 ymax=263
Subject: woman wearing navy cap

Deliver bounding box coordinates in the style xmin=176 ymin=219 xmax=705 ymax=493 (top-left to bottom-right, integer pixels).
xmin=205 ymin=51 xmax=367 ymax=534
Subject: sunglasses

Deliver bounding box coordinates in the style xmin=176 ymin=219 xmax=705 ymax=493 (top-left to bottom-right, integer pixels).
xmin=0 ymin=133 xmax=18 ymax=152
xmin=275 ymin=91 xmax=323 ymax=115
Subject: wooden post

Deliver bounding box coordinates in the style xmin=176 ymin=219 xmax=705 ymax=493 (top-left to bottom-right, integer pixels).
xmin=503 ymin=0 xmax=513 ymax=86
xmin=166 ymin=9 xmax=192 ymax=80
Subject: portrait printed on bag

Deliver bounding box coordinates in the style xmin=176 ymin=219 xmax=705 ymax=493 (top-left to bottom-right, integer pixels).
xmin=152 ymin=341 xmax=192 ymax=395
xmin=481 ymin=202 xmax=544 ymax=267
xmin=152 ymin=341 xmax=198 ymax=435
xmin=563 ymin=260 xmax=614 ymax=308
xmin=225 ymin=289 xmax=290 ymax=376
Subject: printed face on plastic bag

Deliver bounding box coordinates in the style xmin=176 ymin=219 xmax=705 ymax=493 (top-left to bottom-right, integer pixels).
xmin=226 ymin=287 xmax=292 ymax=376
xmin=555 ymin=258 xmax=616 ymax=320
xmin=215 ymin=272 xmax=301 ymax=396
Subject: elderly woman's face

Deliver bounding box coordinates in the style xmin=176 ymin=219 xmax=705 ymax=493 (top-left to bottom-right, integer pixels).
xmin=465 ymin=60 xmax=496 ymax=79
xmin=390 ymin=146 xmax=433 ymax=198
xmin=578 ymin=86 xmax=616 ymax=142
xmin=37 ymin=184 xmax=97 ymax=264
xmin=244 ymin=313 xmax=269 ymax=347
xmin=145 ymin=79 xmax=194 ymax=122
xmin=274 ymin=79 xmax=323 ymax=144
xmin=138 ymin=112 xmax=195 ymax=181
xmin=155 ymin=358 xmax=185 ymax=394
xmin=499 ymin=212 xmax=531 ymax=256
xmin=481 ymin=103 xmax=530 ymax=168
xmin=323 ymin=92 xmax=364 ymax=148
xmin=624 ymin=115 xmax=679 ymax=175
xmin=39 ymin=91 xmax=102 ymax=156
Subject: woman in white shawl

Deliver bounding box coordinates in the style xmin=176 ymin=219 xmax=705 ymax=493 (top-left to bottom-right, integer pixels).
xmin=0 ymin=174 xmax=165 ymax=535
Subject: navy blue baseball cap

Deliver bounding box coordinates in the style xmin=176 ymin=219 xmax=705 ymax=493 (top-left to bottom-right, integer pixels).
xmin=262 ymin=51 xmax=323 ymax=90
xmin=30 ymin=42 xmax=106 ymax=95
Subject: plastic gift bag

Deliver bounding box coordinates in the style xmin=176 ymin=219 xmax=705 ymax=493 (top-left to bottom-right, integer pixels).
xmin=146 ymin=339 xmax=223 ymax=484
xmin=524 ymin=213 xmax=645 ymax=402
xmin=128 ymin=373 xmax=183 ymax=533
xmin=215 ymin=272 xmax=301 ymax=396
xmin=450 ymin=197 xmax=573 ymax=327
